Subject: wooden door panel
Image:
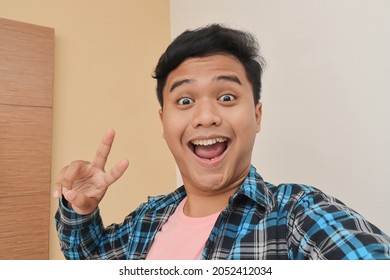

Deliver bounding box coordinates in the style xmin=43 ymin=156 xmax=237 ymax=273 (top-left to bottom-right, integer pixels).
xmin=0 ymin=104 xmax=52 ymax=197
xmin=0 ymin=18 xmax=54 ymax=107
xmin=0 ymin=17 xmax=54 ymax=259
xmin=0 ymin=194 xmax=50 ymax=259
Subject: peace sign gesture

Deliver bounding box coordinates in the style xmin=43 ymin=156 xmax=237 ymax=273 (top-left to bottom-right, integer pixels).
xmin=53 ymin=129 xmax=129 ymax=214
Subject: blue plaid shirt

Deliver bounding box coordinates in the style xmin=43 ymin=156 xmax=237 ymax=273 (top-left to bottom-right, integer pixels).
xmin=55 ymin=165 xmax=390 ymax=259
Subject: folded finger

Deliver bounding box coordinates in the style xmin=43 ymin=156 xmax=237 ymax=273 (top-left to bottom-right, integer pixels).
xmin=61 ymin=160 xmax=90 ymax=190
xmin=53 ymin=165 xmax=68 ymax=198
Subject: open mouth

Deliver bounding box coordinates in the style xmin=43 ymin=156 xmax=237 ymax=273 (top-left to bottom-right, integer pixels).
xmin=189 ymin=137 xmax=229 ymax=160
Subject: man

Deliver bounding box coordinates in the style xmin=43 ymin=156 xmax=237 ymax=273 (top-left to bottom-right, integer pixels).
xmin=54 ymin=24 xmax=390 ymax=259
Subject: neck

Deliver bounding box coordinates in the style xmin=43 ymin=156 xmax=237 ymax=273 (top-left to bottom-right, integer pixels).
xmin=183 ymin=187 xmax=237 ymax=217
xmin=180 ymin=165 xmax=251 ymax=217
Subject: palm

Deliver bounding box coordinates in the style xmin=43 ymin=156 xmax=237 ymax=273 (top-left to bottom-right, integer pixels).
xmin=71 ymin=165 xmax=108 ymax=199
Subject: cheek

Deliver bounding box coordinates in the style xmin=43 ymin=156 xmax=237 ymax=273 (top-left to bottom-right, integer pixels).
xmin=162 ymin=114 xmax=186 ymax=145
xmin=231 ymin=114 xmax=259 ymax=148
xmin=230 ymin=107 xmax=258 ymax=130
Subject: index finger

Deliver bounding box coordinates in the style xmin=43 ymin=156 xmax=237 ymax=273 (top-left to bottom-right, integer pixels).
xmin=91 ymin=128 xmax=116 ymax=170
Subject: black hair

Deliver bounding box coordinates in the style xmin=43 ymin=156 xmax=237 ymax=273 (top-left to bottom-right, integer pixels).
xmin=153 ymin=24 xmax=266 ymax=107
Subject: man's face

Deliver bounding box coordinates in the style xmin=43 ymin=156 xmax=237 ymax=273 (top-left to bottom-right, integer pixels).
xmin=160 ymin=54 xmax=262 ymax=196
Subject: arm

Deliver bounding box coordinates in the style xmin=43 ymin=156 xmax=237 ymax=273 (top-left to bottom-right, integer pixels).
xmin=53 ymin=129 xmax=129 ymax=259
xmin=288 ymin=188 xmax=390 ymax=260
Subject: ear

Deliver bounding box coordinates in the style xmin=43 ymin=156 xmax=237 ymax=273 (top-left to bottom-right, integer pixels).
xmin=159 ymin=109 xmax=165 ymax=139
xmin=255 ymin=102 xmax=262 ymax=133
xmin=159 ymin=108 xmax=163 ymax=121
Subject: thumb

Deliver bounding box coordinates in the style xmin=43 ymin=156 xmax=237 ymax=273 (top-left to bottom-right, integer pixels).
xmin=63 ymin=187 xmax=97 ymax=215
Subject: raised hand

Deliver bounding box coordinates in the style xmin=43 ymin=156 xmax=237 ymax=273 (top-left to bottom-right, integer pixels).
xmin=53 ymin=129 xmax=129 ymax=214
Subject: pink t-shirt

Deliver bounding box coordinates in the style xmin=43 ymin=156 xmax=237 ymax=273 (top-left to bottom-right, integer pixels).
xmin=146 ymin=197 xmax=220 ymax=260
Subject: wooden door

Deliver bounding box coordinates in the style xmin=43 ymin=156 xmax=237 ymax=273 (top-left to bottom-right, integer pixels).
xmin=0 ymin=17 xmax=54 ymax=259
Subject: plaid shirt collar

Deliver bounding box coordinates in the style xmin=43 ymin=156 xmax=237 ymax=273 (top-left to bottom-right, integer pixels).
xmin=150 ymin=165 xmax=273 ymax=214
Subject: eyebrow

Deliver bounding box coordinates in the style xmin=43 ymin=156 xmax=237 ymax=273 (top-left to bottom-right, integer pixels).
xmin=169 ymin=75 xmax=242 ymax=93
xmin=213 ymin=75 xmax=242 ymax=85
xmin=169 ymin=79 xmax=195 ymax=93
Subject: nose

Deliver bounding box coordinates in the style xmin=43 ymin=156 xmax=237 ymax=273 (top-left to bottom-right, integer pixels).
xmin=191 ymin=100 xmax=222 ymax=128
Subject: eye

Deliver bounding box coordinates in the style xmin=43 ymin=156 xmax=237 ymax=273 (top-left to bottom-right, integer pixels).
xmin=177 ymin=97 xmax=194 ymax=106
xmin=218 ymin=94 xmax=236 ymax=102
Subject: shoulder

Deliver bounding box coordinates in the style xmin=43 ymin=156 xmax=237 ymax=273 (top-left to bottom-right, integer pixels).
xmin=266 ymin=181 xmax=334 ymax=211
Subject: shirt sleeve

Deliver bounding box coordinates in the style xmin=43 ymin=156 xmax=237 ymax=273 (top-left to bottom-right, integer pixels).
xmin=54 ymin=197 xmax=130 ymax=260
xmin=289 ymin=188 xmax=390 ymax=260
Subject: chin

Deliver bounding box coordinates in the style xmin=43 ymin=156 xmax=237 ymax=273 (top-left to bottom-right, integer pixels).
xmin=185 ymin=171 xmax=231 ymax=193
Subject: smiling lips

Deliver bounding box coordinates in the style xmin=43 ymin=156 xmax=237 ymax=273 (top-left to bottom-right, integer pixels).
xmin=190 ymin=137 xmax=228 ymax=160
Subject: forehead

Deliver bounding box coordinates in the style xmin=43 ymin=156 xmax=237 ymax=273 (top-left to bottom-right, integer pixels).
xmin=165 ymin=54 xmax=247 ymax=87
xmin=172 ymin=54 xmax=244 ymax=75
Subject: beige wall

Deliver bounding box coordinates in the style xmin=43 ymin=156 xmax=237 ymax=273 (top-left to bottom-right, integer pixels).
xmin=0 ymin=0 xmax=175 ymax=259
xmin=170 ymin=0 xmax=390 ymax=235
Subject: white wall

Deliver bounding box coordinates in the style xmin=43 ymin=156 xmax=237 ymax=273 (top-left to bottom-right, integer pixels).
xmin=170 ymin=0 xmax=390 ymax=234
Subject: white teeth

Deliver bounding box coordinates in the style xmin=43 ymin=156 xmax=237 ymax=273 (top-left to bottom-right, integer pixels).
xmin=191 ymin=137 xmax=227 ymax=146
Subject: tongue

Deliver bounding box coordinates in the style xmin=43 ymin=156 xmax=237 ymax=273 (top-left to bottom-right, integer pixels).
xmin=194 ymin=142 xmax=226 ymax=159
